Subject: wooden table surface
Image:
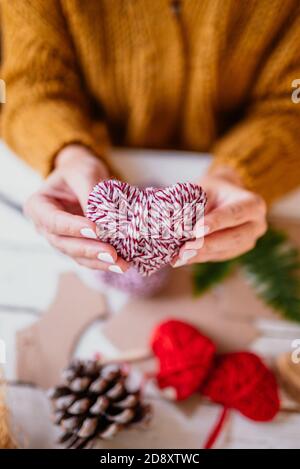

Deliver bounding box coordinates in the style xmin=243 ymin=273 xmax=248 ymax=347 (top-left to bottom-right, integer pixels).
xmin=1 ymin=141 xmax=300 ymax=449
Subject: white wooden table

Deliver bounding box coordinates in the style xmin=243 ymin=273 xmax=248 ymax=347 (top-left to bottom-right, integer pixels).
xmin=1 ymin=141 xmax=300 ymax=449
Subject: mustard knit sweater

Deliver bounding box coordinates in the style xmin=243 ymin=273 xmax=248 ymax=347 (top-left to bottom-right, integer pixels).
xmin=1 ymin=0 xmax=300 ymax=203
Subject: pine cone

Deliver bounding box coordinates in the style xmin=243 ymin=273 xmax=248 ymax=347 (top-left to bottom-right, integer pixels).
xmin=48 ymin=360 xmax=151 ymax=449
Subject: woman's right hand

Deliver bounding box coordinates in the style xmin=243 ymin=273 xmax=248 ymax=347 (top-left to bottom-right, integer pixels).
xmin=24 ymin=145 xmax=130 ymax=273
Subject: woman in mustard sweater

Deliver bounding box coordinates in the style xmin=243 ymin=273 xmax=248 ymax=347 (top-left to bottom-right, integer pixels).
xmin=1 ymin=0 xmax=300 ymax=273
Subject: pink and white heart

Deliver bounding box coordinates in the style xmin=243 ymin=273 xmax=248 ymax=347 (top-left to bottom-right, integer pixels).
xmin=86 ymin=180 xmax=207 ymax=276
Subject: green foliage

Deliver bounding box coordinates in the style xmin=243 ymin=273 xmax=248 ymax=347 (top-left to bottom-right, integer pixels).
xmin=193 ymin=227 xmax=300 ymax=322
xmin=193 ymin=259 xmax=236 ymax=295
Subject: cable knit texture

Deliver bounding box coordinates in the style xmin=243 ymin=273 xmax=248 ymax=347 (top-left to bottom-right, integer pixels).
xmin=1 ymin=0 xmax=300 ymax=203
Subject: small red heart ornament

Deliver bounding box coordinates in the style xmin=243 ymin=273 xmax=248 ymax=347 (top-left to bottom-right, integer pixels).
xmin=151 ymin=319 xmax=216 ymax=400
xmin=86 ymin=180 xmax=206 ymax=276
xmin=202 ymin=351 xmax=280 ymax=421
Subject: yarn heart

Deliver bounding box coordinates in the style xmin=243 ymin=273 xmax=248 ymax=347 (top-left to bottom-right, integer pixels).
xmin=202 ymin=352 xmax=280 ymax=421
xmin=86 ymin=180 xmax=206 ymax=275
xmin=149 ymin=320 xmax=280 ymax=449
xmin=151 ymin=319 xmax=216 ymax=400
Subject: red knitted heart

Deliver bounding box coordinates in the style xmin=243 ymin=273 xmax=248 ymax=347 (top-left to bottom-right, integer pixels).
xmin=203 ymin=352 xmax=280 ymax=421
xmin=149 ymin=320 xmax=280 ymax=448
xmin=86 ymin=180 xmax=206 ymax=275
xmin=151 ymin=319 xmax=216 ymax=400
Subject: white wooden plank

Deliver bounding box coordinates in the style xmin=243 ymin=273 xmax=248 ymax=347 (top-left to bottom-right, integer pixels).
xmin=6 ymin=385 xmax=58 ymax=449
xmin=93 ymin=400 xmax=227 ymax=450
xmin=225 ymin=411 xmax=300 ymax=449
xmin=250 ymin=336 xmax=296 ymax=358
xmin=0 ymin=141 xmax=42 ymax=204
xmin=255 ymin=318 xmax=300 ymax=338
xmin=5 ymin=383 xmax=300 ymax=449
xmin=5 ymin=375 xmax=300 ymax=450
xmin=0 ymin=247 xmax=72 ymax=310
xmin=5 ymin=382 xmax=226 ymax=449
xmin=0 ymin=203 xmax=49 ymax=247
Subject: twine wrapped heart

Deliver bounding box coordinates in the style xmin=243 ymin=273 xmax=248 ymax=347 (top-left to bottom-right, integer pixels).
xmin=86 ymin=180 xmax=206 ymax=275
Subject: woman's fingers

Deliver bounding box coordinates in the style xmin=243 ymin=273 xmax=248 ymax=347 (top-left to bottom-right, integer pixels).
xmin=23 ymin=150 xmax=122 ymax=271
xmin=196 ymin=223 xmax=262 ymax=260
xmin=25 ymin=191 xmax=131 ymax=271
xmin=44 ymin=234 xmax=117 ymax=263
xmin=45 ymin=233 xmax=129 ymax=272
xmin=25 ymin=192 xmax=98 ymax=238
xmin=170 ymin=170 xmax=268 ymax=267
xmin=73 ymin=257 xmax=112 ymax=270
xmin=203 ymin=193 xmax=266 ymax=234
xmin=193 ymin=220 xmax=266 ymax=255
xmin=173 ymin=220 xmax=267 ymax=266
xmin=74 ymin=256 xmax=129 ymax=273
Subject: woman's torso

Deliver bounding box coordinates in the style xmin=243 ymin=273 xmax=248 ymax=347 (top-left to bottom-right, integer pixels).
xmin=60 ymin=0 xmax=294 ymax=151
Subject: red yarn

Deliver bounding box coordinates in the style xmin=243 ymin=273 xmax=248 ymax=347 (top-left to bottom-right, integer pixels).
xmin=202 ymin=352 xmax=280 ymax=421
xmin=150 ymin=320 xmax=280 ymax=448
xmin=151 ymin=319 xmax=216 ymax=400
xmin=203 ymin=407 xmax=229 ymax=449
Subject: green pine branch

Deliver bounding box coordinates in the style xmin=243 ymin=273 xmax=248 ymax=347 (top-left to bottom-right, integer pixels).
xmin=193 ymin=259 xmax=236 ymax=296
xmin=193 ymin=227 xmax=300 ymax=322
xmin=240 ymin=228 xmax=300 ymax=321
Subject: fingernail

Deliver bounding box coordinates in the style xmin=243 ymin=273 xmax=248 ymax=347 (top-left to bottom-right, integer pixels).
xmin=80 ymin=228 xmax=97 ymax=239
xmin=172 ymin=259 xmax=186 ymax=268
xmin=180 ymin=249 xmax=197 ymax=262
xmin=195 ymin=225 xmax=210 ymax=238
xmin=97 ymin=252 xmax=115 ymax=264
xmin=108 ymin=265 xmax=124 ymax=274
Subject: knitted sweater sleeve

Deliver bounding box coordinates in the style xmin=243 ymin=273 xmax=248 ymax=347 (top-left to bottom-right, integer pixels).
xmin=212 ymin=10 xmax=300 ymax=205
xmin=1 ymin=0 xmax=110 ymax=176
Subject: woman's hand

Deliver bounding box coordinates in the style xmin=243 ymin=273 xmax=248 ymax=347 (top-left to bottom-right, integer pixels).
xmin=24 ymin=145 xmax=129 ymax=273
xmin=172 ymin=166 xmax=267 ymax=267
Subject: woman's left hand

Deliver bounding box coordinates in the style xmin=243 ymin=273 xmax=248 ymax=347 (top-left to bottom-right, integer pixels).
xmin=172 ymin=166 xmax=267 ymax=267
